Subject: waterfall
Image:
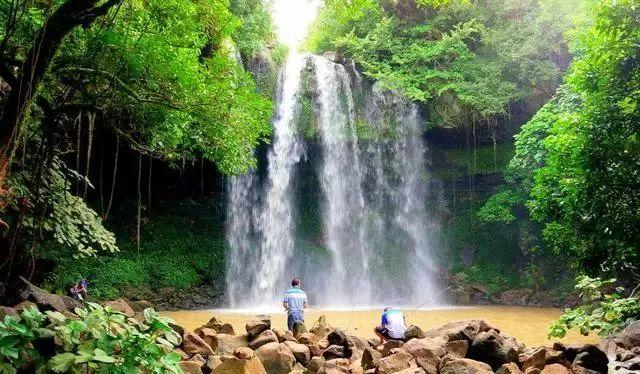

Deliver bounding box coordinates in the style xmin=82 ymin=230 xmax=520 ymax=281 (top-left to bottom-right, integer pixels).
xmin=226 ymin=0 xmax=439 ymax=308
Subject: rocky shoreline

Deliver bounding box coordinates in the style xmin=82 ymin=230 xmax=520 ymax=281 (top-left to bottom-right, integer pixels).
xmin=169 ymin=309 xmax=639 ymax=374
xmin=2 ymin=279 xmax=638 ymax=373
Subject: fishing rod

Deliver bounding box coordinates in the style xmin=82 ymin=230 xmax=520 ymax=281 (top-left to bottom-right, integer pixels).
xmin=408 ymin=285 xmax=455 ymax=313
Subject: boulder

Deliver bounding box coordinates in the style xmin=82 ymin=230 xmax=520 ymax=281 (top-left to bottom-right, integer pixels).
xmin=446 ymin=340 xmax=469 ymax=357
xmin=19 ymin=277 xmax=77 ymax=313
xmin=246 ymin=320 xmax=270 ymax=340
xmin=284 ymin=341 xmax=311 ymax=365
xmin=204 ymin=316 xmax=224 ymax=329
xmin=255 ymin=342 xmax=295 ymax=374
xmin=307 ymin=356 xmax=325 ymax=373
xmin=415 ymin=354 xmax=439 ymax=374
xmin=322 ymin=51 xmax=343 ymax=63
xmin=13 ymin=300 xmax=37 ymax=313
xmin=439 ymin=354 xmax=493 ymax=374
xmin=291 ymin=362 xmax=306 ymax=374
xmin=104 ymin=298 xmax=135 ymax=317
xmin=214 ymin=357 xmax=267 ymax=374
xmin=179 ymin=360 xmax=203 ymax=374
xmin=525 ymin=368 xmax=542 ymax=374
xmin=468 ymin=329 xmax=519 ymax=370
xmin=189 ymin=354 xmax=206 ymax=366
xmin=497 ymin=362 xmax=524 ymax=374
xmin=272 ymin=328 xmax=287 ymax=342
xmin=328 ymin=330 xmax=349 ymax=347
xmin=182 ymin=331 xmax=214 ymax=356
xmin=403 ymin=338 xmax=446 ymax=359
xmin=323 ymin=344 xmax=348 ymax=360
xmin=540 ymin=364 xmax=570 ymax=374
xmin=0 ymin=306 xmax=18 ymax=320
xmin=292 ymin=321 xmax=307 ymax=337
xmin=405 ymin=325 xmax=426 ymax=341
xmin=616 ymin=348 xmax=636 ymax=362
xmin=234 ymin=347 xmax=255 ymax=360
xmin=572 ymin=349 xmax=608 ymax=374
xmin=324 ymin=358 xmax=350 ymax=374
xmin=304 ymin=342 xmax=322 ymax=358
xmin=522 ymin=347 xmax=549 ymax=371
xmin=173 ymin=348 xmax=189 ymax=360
xmin=378 ymin=340 xmax=404 ymax=356
xmin=249 ymin=330 xmax=279 ymax=350
xmin=310 ymin=315 xmax=333 ymax=338
xmin=377 ymin=351 xmax=414 ymax=374
xmin=210 ymin=334 xmax=249 ymax=356
xmin=196 ymin=327 xmax=217 ymax=348
xmin=616 ymin=321 xmax=640 ymax=350
xmin=298 ymin=332 xmax=319 ymax=345
xmin=614 ymin=356 xmax=640 ymax=372
xmin=425 ymin=320 xmax=496 ymax=343
xmin=362 ymin=347 xmax=383 ymax=370
xmin=218 ymin=323 xmax=235 ymax=335
xmin=347 ymin=334 xmax=370 ymax=361
xmin=206 ymin=356 xmax=223 ymax=371
xmin=283 ymin=330 xmax=297 ymax=342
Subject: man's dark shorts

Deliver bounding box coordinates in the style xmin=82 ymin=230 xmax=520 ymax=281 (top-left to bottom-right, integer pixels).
xmin=288 ymin=310 xmax=304 ymax=331
xmin=375 ymin=325 xmax=393 ymax=340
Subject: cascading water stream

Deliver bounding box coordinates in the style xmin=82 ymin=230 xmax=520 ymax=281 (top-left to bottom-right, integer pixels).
xmin=226 ymin=0 xmax=440 ymax=308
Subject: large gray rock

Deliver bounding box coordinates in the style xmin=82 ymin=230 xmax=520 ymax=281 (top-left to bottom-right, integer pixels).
xmin=255 ymin=342 xmax=295 ymax=374
xmin=467 ymin=329 xmax=519 ymax=370
xmin=19 ymin=276 xmax=80 ymax=313
xmin=616 ymin=321 xmax=640 ymax=349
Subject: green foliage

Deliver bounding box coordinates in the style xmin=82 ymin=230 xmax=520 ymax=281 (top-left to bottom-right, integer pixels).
xmin=229 ymin=0 xmax=277 ymax=58
xmin=42 ymin=200 xmax=226 ymax=299
xmin=0 ymin=305 xmax=181 ymax=373
xmin=549 ymin=276 xmax=640 ymax=338
xmin=308 ymin=0 xmax=584 ymax=128
xmin=484 ymin=0 xmax=640 ymax=275
xmin=7 ymin=158 xmax=117 ymax=258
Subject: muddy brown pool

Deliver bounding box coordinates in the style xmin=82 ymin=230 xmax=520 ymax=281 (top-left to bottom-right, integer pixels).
xmin=166 ymin=306 xmax=598 ymax=347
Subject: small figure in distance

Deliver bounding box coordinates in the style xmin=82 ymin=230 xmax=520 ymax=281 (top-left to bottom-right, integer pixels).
xmin=374 ymin=306 xmax=407 ymax=344
xmin=283 ymin=277 xmax=308 ymax=332
xmin=70 ymin=277 xmax=88 ymax=301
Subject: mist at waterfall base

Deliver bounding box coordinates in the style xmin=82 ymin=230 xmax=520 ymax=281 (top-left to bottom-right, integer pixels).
xmin=226 ymin=0 xmax=442 ymax=310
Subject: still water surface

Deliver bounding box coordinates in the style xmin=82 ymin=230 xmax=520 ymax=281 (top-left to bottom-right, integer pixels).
xmin=166 ymin=306 xmax=597 ymax=347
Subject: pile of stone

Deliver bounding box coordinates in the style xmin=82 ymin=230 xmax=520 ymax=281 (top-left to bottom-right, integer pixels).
xmin=600 ymin=321 xmax=640 ymax=373
xmin=173 ymin=316 xmax=615 ymax=374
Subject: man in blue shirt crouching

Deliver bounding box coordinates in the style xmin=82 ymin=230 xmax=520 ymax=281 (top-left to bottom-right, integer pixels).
xmin=283 ymin=277 xmax=308 ymax=331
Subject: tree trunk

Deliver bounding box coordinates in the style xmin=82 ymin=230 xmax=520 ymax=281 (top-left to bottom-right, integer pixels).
xmin=0 ymin=0 xmax=120 ymax=190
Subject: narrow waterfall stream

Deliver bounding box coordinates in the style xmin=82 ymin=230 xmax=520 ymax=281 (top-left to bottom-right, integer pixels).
xmin=227 ymin=0 xmax=439 ymax=308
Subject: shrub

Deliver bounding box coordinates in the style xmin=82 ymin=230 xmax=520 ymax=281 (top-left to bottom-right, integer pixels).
xmin=549 ymin=276 xmax=640 ymax=338
xmin=0 ymin=304 xmax=181 ymax=373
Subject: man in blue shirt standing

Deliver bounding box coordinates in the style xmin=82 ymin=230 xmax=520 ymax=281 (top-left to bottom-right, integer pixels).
xmin=283 ymin=278 xmax=308 ymax=331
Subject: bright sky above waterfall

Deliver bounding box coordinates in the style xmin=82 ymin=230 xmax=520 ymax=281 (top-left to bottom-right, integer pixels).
xmin=271 ymin=0 xmax=321 ymax=49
